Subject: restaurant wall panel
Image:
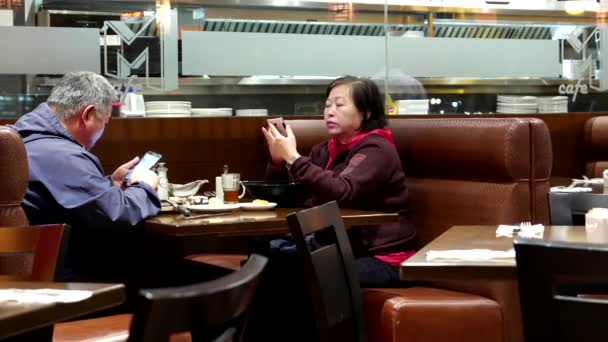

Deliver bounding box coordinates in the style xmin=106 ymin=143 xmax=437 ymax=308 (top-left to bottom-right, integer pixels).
xmin=182 ymin=31 xmax=560 ymax=78
xmin=0 ymin=27 xmax=100 ymax=74
xmin=94 ymin=117 xmax=272 ymax=185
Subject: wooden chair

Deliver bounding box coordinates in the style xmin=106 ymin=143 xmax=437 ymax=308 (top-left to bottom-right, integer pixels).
xmin=55 ymin=254 xmax=267 ymax=342
xmin=286 ymin=201 xmax=366 ymax=342
xmin=548 ymin=192 xmax=608 ymax=225
xmin=128 ymin=253 xmax=267 ymax=342
xmin=0 ymin=224 xmax=66 ymax=281
xmin=514 ymin=237 xmax=608 ymax=342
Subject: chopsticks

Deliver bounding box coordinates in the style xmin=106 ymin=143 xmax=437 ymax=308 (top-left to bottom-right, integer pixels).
xmin=179 ymin=212 xmax=233 ymax=220
xmin=166 ymin=199 xmax=192 ymax=217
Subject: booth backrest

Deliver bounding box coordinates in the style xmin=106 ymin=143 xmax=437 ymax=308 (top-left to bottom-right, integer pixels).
xmin=290 ymin=118 xmax=552 ymax=248
xmin=583 ymin=116 xmax=608 ymax=178
xmin=0 ymin=125 xmax=33 ymax=276
xmin=0 ymin=126 xmax=28 ymax=227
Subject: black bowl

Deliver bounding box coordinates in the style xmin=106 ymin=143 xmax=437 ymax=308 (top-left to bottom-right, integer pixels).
xmin=241 ymin=180 xmax=309 ymax=207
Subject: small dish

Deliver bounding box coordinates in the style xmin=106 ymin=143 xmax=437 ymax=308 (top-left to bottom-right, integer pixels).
xmin=170 ymin=180 xmax=208 ymax=197
xmin=239 ymin=202 xmax=277 ymax=211
xmin=187 ymin=195 xmax=208 ymax=205
xmin=186 ymin=204 xmax=240 ymax=213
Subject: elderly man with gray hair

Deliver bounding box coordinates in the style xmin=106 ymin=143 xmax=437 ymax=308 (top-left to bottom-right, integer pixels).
xmin=11 ymin=71 xmax=160 ymax=282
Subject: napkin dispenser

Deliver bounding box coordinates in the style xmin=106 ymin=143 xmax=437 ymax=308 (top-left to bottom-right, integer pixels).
xmin=585 ymin=208 xmax=608 ymax=241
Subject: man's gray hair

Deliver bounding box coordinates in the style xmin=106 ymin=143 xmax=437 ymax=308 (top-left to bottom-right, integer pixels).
xmin=47 ymin=71 xmax=117 ymax=120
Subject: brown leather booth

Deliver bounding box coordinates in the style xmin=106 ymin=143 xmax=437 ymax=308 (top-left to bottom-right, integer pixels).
xmin=0 ymin=125 xmax=33 ymax=276
xmin=0 ymin=126 xmax=29 ymax=227
xmin=289 ymin=117 xmax=553 ymax=342
xmin=291 ymin=117 xmax=552 ymax=245
xmin=583 ymin=116 xmax=608 ymax=178
xmin=6 ymin=117 xmax=552 ymax=342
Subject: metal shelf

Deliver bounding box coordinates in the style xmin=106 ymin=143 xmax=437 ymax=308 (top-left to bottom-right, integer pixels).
xmin=27 ymin=76 xmax=594 ymax=95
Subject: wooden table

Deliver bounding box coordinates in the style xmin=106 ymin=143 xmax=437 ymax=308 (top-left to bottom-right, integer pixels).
xmin=0 ymin=282 xmax=125 ymax=341
xmin=146 ymin=207 xmax=399 ymax=237
xmin=140 ymin=207 xmax=400 ymax=286
xmin=400 ymin=225 xmax=599 ymax=342
xmin=400 ymin=225 xmax=592 ymax=281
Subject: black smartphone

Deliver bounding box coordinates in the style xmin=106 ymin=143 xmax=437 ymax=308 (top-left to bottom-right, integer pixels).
xmin=124 ymin=151 xmax=162 ymax=182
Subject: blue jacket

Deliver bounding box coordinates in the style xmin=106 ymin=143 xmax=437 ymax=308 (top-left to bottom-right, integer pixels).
xmin=11 ymin=103 xmax=161 ymax=281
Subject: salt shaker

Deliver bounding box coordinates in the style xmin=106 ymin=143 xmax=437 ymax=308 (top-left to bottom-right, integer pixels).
xmin=215 ymin=176 xmax=224 ymax=203
xmin=156 ymin=162 xmax=169 ymax=201
xmin=603 ymin=169 xmax=608 ymax=194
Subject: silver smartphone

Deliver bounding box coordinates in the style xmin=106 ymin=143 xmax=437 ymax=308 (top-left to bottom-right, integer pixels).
xmin=124 ymin=151 xmax=162 ymax=182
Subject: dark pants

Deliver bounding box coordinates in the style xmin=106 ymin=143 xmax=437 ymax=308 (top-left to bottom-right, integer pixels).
xmin=268 ymin=237 xmax=403 ymax=288
xmin=355 ymin=256 xmax=402 ymax=288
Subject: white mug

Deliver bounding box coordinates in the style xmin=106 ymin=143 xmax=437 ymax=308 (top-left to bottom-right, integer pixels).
xmin=221 ymin=173 xmax=246 ymax=204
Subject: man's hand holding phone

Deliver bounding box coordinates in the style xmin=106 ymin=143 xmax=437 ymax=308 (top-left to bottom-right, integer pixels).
xmin=128 ymin=167 xmax=160 ymax=191
xmin=111 ymin=156 xmax=140 ymax=188
xmin=120 ymin=151 xmax=162 ymax=190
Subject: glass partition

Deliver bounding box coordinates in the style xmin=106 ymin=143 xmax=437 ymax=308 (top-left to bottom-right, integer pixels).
xmin=1 ymin=0 xmax=607 ymax=117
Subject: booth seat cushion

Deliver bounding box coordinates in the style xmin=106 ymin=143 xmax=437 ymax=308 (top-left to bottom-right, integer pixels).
xmin=363 ymin=287 xmax=504 ymax=342
xmin=53 ymin=314 xmax=191 ymax=342
xmin=583 ymin=116 xmax=608 ymax=177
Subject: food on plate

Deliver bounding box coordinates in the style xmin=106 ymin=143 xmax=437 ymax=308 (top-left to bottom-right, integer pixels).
xmin=169 ymin=196 xmax=187 ymax=205
xmin=208 ymin=197 xmax=223 ymax=207
xmin=252 ymin=199 xmax=270 ymax=206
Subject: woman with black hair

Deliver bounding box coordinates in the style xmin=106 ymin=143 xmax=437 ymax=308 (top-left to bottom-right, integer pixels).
xmin=262 ymin=76 xmax=416 ymax=287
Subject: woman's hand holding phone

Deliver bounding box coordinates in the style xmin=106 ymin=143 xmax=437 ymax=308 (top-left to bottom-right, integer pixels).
xmin=267 ymin=118 xmax=288 ymax=137
xmin=262 ymin=120 xmax=299 ymax=164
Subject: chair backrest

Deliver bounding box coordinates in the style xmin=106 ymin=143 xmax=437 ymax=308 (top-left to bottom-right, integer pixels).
xmin=0 ymin=126 xmax=29 ymax=226
xmin=0 ymin=224 xmax=65 ymax=281
xmin=286 ymin=201 xmax=366 ymax=342
xmin=514 ymin=237 xmax=608 ymax=342
xmin=127 ymin=254 xmax=268 ymax=342
xmin=548 ymin=192 xmax=608 ymax=225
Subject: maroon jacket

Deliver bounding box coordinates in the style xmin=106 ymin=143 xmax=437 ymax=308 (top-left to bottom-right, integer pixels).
xmin=268 ymin=134 xmax=416 ymax=256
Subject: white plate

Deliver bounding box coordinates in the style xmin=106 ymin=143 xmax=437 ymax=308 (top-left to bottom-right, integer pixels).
xmin=146 ymin=109 xmax=192 ymax=114
xmin=145 ymin=114 xmax=192 ymax=118
xmin=186 ymin=204 xmax=241 ymax=213
xmin=192 ymin=113 xmax=233 ymax=117
xmin=145 ymin=101 xmax=192 ymax=106
xmin=239 ymin=202 xmax=278 ymax=211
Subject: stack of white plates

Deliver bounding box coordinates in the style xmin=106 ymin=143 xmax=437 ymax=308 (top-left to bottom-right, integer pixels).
xmin=537 ymin=96 xmax=568 ymax=113
xmin=191 ymin=108 xmax=233 ymax=117
xmin=395 ymin=99 xmax=429 ymax=115
xmin=145 ymin=101 xmax=192 ymax=117
xmin=235 ymin=109 xmax=268 ymax=117
xmin=496 ymin=96 xmax=537 ymax=114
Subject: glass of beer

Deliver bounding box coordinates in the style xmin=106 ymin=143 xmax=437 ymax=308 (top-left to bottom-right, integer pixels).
xmin=221 ymin=173 xmax=246 ymax=204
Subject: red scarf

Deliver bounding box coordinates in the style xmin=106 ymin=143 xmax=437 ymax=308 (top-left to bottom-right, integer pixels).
xmin=325 ymin=128 xmax=395 ymax=170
